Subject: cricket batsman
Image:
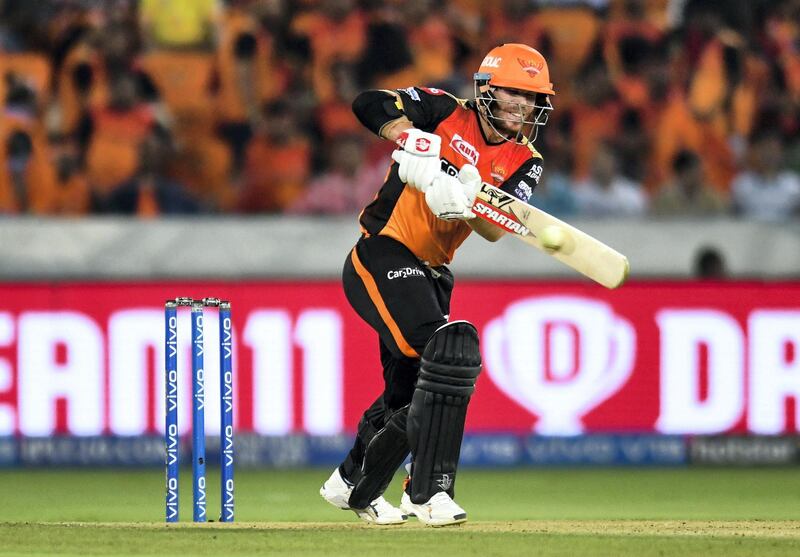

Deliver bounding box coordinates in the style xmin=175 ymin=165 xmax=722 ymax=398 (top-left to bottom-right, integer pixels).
xmin=320 ymin=43 xmax=555 ymax=526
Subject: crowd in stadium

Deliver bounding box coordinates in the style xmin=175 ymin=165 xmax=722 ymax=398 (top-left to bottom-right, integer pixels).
xmin=0 ymin=0 xmax=798 ymax=220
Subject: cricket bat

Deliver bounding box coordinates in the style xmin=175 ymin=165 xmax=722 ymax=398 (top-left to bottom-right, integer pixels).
xmin=471 ymin=182 xmax=630 ymax=289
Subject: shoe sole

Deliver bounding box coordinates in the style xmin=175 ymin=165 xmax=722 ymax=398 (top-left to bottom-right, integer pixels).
xmin=401 ymin=505 xmax=466 ymax=527
xmin=352 ymin=507 xmax=408 ymax=525
xmin=426 ymin=514 xmax=467 ymax=527
xmin=355 ymin=513 xmax=408 ymax=525
xmin=323 ymin=486 xmax=408 ymax=525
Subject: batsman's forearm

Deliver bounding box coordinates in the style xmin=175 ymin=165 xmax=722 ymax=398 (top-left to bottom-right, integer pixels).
xmin=381 ymin=117 xmax=414 ymax=141
xmin=352 ymin=90 xmax=412 ymax=139
xmin=467 ymin=215 xmax=504 ymax=242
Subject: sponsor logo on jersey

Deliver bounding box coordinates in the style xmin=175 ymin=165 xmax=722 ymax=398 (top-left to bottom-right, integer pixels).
xmin=526 ymin=164 xmax=543 ymax=183
xmin=449 ymin=133 xmax=479 ymax=165
xmin=387 ymin=267 xmax=426 ymax=280
xmin=402 ymin=87 xmax=421 ymax=101
xmin=482 ymin=56 xmax=502 ymax=68
xmin=472 ymin=199 xmax=530 ymax=235
xmin=440 ymin=158 xmax=459 ymax=177
xmin=517 ymin=58 xmax=543 ymax=77
xmin=420 ymin=87 xmax=445 ymax=95
xmin=515 ymin=180 xmax=532 ymax=200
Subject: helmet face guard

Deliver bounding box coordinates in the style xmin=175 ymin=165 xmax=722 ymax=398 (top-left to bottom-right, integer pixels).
xmin=474 ymin=72 xmax=553 ymax=145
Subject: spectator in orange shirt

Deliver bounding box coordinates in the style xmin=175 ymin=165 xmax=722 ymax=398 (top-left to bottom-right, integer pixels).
xmin=643 ymin=40 xmax=737 ymax=193
xmin=605 ymin=0 xmax=664 ymax=91
xmin=1 ymin=74 xmax=40 ymax=128
xmin=56 ymin=30 xmax=106 ymax=137
xmin=570 ymin=56 xmax=624 ymax=180
xmin=315 ymin=60 xmax=363 ymax=141
xmin=616 ymin=108 xmax=651 ymax=183
xmin=291 ymin=0 xmax=366 ymax=103
xmin=56 ymin=22 xmax=159 ymax=138
xmin=354 ymin=5 xmax=417 ymax=90
xmin=0 ymin=130 xmax=57 ymax=215
xmin=94 ymin=126 xmax=202 ymax=216
xmin=763 ymin=0 xmax=800 ymax=103
xmin=84 ymin=72 xmax=157 ymax=195
xmin=0 ymin=77 xmax=57 ymax=214
xmin=288 ymin=134 xmax=390 ymax=215
xmin=237 ymin=100 xmax=311 ymax=213
xmin=50 ymin=136 xmax=91 ymax=215
xmin=524 ymin=2 xmax=602 ymax=97
xmin=217 ymin=31 xmax=258 ymax=172
xmin=402 ymin=1 xmax=456 ymax=86
xmin=0 ymin=51 xmax=52 ymax=112
xmin=481 ymin=1 xmax=539 ymax=69
xmin=215 ymin=9 xmax=289 ymax=175
xmin=609 ymin=34 xmax=660 ymax=110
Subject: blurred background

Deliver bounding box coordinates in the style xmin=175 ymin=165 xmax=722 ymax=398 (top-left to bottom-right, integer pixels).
xmin=0 ymin=0 xmax=799 ymax=476
xmin=0 ymin=0 xmax=797 ymax=219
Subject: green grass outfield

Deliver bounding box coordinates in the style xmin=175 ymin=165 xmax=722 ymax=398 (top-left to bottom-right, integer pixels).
xmin=1 ymin=468 xmax=799 ymax=556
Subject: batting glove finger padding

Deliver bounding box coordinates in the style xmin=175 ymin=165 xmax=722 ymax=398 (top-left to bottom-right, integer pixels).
xmin=457 ymin=164 xmax=481 ymax=205
xmin=392 ymin=129 xmax=442 ymax=193
xmin=425 ymin=172 xmax=475 ymax=221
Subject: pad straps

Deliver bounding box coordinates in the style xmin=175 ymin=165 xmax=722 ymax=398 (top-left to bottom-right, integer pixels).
xmin=406 ymin=321 xmax=481 ymax=503
xmin=347 ymin=406 xmax=410 ymax=510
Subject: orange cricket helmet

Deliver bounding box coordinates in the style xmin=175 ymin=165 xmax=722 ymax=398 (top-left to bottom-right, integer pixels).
xmin=477 ymin=43 xmax=555 ymax=95
xmin=474 ymin=43 xmax=555 ymax=144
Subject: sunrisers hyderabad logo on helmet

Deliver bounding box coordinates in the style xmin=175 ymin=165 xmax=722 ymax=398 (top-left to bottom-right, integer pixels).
xmin=518 ymin=58 xmax=543 ymax=77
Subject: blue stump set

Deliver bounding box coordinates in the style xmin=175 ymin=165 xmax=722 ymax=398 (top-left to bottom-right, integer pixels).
xmin=164 ymin=297 xmax=234 ymax=523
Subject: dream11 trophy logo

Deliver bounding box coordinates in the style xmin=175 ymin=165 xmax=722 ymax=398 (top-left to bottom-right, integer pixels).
xmin=483 ymin=296 xmax=636 ymax=435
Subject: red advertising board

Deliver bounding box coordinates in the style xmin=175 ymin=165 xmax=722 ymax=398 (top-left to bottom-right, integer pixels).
xmin=0 ymin=281 xmax=797 ymax=436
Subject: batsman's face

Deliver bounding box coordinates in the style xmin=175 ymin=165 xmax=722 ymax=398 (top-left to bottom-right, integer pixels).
xmin=492 ymin=87 xmax=538 ymax=132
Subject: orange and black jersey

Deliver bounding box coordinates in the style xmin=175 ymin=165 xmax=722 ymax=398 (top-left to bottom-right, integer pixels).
xmin=355 ymin=86 xmax=544 ymax=267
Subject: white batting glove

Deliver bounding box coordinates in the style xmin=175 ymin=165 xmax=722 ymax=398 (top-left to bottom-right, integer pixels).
xmin=457 ymin=164 xmax=482 ymax=206
xmin=391 ymin=129 xmax=441 ymax=192
xmin=425 ymin=171 xmax=476 ymax=221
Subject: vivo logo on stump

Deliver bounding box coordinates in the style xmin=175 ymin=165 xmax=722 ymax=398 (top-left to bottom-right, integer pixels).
xmin=483 ymin=296 xmax=636 ymax=435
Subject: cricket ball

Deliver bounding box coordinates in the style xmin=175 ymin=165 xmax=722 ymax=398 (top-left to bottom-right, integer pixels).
xmin=539 ymin=225 xmax=566 ymax=251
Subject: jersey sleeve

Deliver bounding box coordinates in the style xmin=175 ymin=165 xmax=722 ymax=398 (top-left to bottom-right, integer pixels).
xmin=392 ymin=87 xmax=460 ymax=133
xmin=351 ymin=87 xmax=460 ymax=137
xmin=498 ymin=156 xmax=544 ymax=204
